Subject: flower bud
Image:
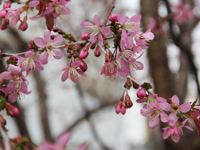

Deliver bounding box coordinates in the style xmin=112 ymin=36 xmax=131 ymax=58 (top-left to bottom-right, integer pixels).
xmin=80 ymin=60 xmax=88 ymax=72
xmin=132 ymin=81 xmax=140 ymax=89
xmin=109 ymin=14 xmax=118 ymax=23
xmin=81 ymin=33 xmax=89 ymax=40
xmin=18 ymin=21 xmax=28 ymax=31
xmin=4 ymin=1 xmax=11 ymax=8
xmin=6 ymin=103 xmax=19 ymax=117
xmin=94 ymin=47 xmax=101 ymax=57
xmin=137 ymin=88 xmax=147 ymax=99
xmin=0 ymin=10 xmax=7 ymax=18
xmin=125 ymin=94 xmax=133 ymax=108
xmin=79 ymin=46 xmax=89 ymax=59
xmin=90 ymin=44 xmax=96 ymax=49
xmin=115 ymin=100 xmax=126 ymax=115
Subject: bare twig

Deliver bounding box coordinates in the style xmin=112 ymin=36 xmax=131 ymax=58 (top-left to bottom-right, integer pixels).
xmin=102 ymin=0 xmax=116 ymax=26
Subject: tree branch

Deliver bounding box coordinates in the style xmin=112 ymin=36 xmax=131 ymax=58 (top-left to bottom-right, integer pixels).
xmin=102 ymin=0 xmax=116 ymax=26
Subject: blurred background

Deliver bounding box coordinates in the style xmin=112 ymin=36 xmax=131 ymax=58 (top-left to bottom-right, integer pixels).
xmin=0 ymin=0 xmax=200 ymax=149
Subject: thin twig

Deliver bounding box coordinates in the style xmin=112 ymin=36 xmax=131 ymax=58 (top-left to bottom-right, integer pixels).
xmin=102 ymin=0 xmax=116 ymax=26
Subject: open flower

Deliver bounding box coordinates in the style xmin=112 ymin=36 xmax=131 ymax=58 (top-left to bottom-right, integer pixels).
xmin=61 ymin=60 xmax=86 ymax=82
xmin=118 ymin=14 xmax=141 ymax=35
xmin=0 ymin=64 xmax=31 ymax=103
xmin=15 ymin=51 xmax=44 ymax=76
xmin=100 ymin=61 xmax=119 ymax=76
xmin=80 ymin=15 xmax=111 ymax=47
xmin=5 ymin=8 xmax=21 ymax=26
xmin=34 ymin=29 xmax=63 ymax=64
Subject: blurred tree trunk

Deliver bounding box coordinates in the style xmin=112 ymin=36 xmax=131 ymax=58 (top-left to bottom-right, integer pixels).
xmin=140 ymin=0 xmax=200 ymax=150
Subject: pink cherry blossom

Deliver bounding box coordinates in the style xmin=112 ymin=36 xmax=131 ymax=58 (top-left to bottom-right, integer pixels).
xmin=162 ymin=126 xmax=180 ymax=143
xmin=100 ymin=61 xmax=119 ymax=76
xmin=118 ymin=14 xmax=141 ymax=35
xmin=109 ymin=14 xmax=118 ymax=23
xmin=171 ymin=95 xmax=191 ymax=113
xmin=120 ymin=30 xmax=133 ymax=50
xmin=80 ymin=15 xmax=111 ymax=47
xmin=5 ymin=8 xmax=21 ymax=26
xmin=0 ymin=64 xmax=31 ymax=103
xmin=61 ymin=60 xmax=86 ymax=82
xmin=34 ymin=29 xmax=63 ymax=64
xmin=14 ymin=51 xmax=44 ymax=76
xmin=140 ymin=28 xmax=155 ymax=41
xmin=141 ymin=102 xmax=170 ymax=129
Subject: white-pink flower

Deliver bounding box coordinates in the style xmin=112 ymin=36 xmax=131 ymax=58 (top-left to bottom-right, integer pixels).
xmin=15 ymin=51 xmax=44 ymax=76
xmin=61 ymin=60 xmax=86 ymax=83
xmin=5 ymin=8 xmax=21 ymax=26
xmin=118 ymin=14 xmax=141 ymax=35
xmin=80 ymin=15 xmax=111 ymax=47
xmin=34 ymin=29 xmax=63 ymax=64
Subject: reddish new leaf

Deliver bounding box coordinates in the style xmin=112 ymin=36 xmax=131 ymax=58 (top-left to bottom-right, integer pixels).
xmin=38 ymin=1 xmax=45 ymax=15
xmin=45 ymin=14 xmax=54 ymax=31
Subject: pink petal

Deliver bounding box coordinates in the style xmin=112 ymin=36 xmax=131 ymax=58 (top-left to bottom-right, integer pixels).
xmin=44 ymin=30 xmax=51 ymax=44
xmin=158 ymin=102 xmax=171 ymax=111
xmin=93 ymin=15 xmax=101 ymax=26
xmin=8 ymin=92 xmax=18 ymax=103
xmin=71 ymin=61 xmax=81 ymax=67
xmin=160 ymin=111 xmax=169 ymax=123
xmin=0 ymin=72 xmax=12 ymax=80
xmin=171 ymin=95 xmax=180 ymax=105
xmin=25 ymin=51 xmax=35 ymax=57
xmin=80 ymin=21 xmax=93 ymax=29
xmin=29 ymin=0 xmax=40 ymax=7
xmin=6 ymin=82 xmax=17 ymax=93
xmin=149 ymin=115 xmax=160 ymax=129
xmin=100 ymin=26 xmax=111 ymax=36
xmin=155 ymin=97 xmax=167 ymax=102
xmin=54 ymin=132 xmax=70 ymax=148
xmin=53 ymin=35 xmax=63 ymax=46
xmin=61 ymin=71 xmax=69 ymax=82
xmin=34 ymin=37 xmax=46 ymax=48
xmin=171 ymin=134 xmax=180 ymax=143
xmin=136 ymin=98 xmax=147 ymax=103
xmin=133 ymin=46 xmax=142 ymax=53
xmin=180 ymin=102 xmax=191 ymax=113
xmin=61 ymin=66 xmax=70 ymax=72
xmin=35 ymin=59 xmax=44 ymax=71
xmin=168 ymin=112 xmax=178 ymax=126
xmin=52 ymin=49 xmax=63 ymax=59
xmin=98 ymin=34 xmax=103 ymax=47
xmin=126 ymin=36 xmax=133 ymax=49
xmin=118 ymin=14 xmax=128 ymax=25
xmin=150 ymin=102 xmax=159 ymax=108
xmin=39 ymin=51 xmax=49 ymax=64
xmin=162 ymin=127 xmax=170 ymax=139
xmin=43 ymin=5 xmax=54 ymax=15
xmin=90 ymin=35 xmax=97 ymax=44
xmin=10 ymin=64 xmax=21 ymax=75
xmin=29 ymin=16 xmax=42 ymax=20
xmin=129 ymin=14 xmax=141 ymax=23
xmin=77 ymin=69 xmax=86 ymax=77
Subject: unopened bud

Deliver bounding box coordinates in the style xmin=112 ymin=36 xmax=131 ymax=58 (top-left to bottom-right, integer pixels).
xmin=80 ymin=60 xmax=88 ymax=72
xmin=6 ymin=103 xmax=19 ymax=117
xmin=125 ymin=94 xmax=133 ymax=108
xmin=4 ymin=1 xmax=11 ymax=8
xmin=132 ymin=81 xmax=140 ymax=89
xmin=0 ymin=115 xmax=6 ymax=127
xmin=80 ymin=49 xmax=88 ymax=59
xmin=81 ymin=33 xmax=89 ymax=40
xmin=109 ymin=14 xmax=118 ymax=23
xmin=0 ymin=10 xmax=7 ymax=18
xmin=94 ymin=47 xmax=101 ymax=57
xmin=18 ymin=21 xmax=28 ymax=31
xmin=90 ymin=44 xmax=96 ymax=49
xmin=137 ymin=88 xmax=147 ymax=99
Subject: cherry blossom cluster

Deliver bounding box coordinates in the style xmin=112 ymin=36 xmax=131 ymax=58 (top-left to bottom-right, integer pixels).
xmin=135 ymin=86 xmax=200 ymax=143
xmin=0 ymin=0 xmax=200 ymax=148
xmin=0 ymin=0 xmax=70 ymax=30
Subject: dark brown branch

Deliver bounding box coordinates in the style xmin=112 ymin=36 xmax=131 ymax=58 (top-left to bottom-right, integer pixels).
xmin=163 ymin=0 xmax=200 ymax=98
xmin=32 ymin=70 xmax=53 ymax=142
xmin=102 ymin=0 xmax=116 ymax=26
